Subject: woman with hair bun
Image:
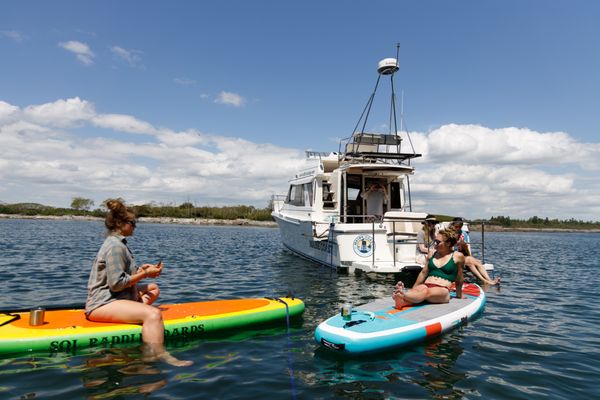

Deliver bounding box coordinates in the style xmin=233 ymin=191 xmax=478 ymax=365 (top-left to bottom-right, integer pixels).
xmin=393 ymin=228 xmax=464 ymax=309
xmin=85 ymin=199 xmax=192 ymax=367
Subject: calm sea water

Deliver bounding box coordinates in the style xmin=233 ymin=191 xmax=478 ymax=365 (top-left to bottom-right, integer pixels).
xmin=0 ymin=219 xmax=598 ymax=399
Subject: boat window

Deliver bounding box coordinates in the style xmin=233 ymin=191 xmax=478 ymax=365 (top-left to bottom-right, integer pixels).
xmin=286 ymin=184 xmax=311 ymax=207
xmin=286 ymin=185 xmax=300 ymax=206
xmin=347 ymin=187 xmax=360 ymax=201
xmin=304 ymin=183 xmax=313 ymax=206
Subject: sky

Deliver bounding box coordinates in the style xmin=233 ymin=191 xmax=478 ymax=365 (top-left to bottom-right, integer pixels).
xmin=1 ymin=0 xmax=599 ymax=221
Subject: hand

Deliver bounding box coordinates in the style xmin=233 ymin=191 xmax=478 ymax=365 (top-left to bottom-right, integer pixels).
xmin=140 ymin=262 xmax=163 ymax=279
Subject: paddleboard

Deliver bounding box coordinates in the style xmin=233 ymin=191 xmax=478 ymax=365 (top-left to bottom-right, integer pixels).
xmin=0 ymin=297 xmax=304 ymax=355
xmin=315 ymin=283 xmax=485 ymax=354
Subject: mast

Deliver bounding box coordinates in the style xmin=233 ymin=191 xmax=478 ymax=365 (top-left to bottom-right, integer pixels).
xmin=341 ymin=48 xmax=421 ymax=165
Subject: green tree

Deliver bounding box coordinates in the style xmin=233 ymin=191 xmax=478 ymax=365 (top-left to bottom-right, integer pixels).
xmin=71 ymin=197 xmax=94 ymax=211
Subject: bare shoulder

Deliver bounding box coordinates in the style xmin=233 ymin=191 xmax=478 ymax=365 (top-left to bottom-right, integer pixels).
xmin=453 ymin=251 xmax=466 ymax=263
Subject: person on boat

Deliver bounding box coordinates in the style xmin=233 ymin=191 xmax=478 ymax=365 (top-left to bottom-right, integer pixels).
xmin=363 ymin=182 xmax=388 ymax=219
xmin=393 ymin=228 xmax=464 ymax=308
xmin=451 ymin=218 xmax=500 ymax=285
xmin=85 ymin=199 xmax=192 ymax=367
xmin=415 ymin=215 xmax=438 ymax=265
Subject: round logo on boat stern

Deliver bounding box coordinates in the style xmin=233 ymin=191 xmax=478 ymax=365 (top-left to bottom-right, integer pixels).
xmin=353 ymin=235 xmax=374 ymax=257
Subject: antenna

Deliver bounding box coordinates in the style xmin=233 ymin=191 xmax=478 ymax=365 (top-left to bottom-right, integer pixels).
xmin=400 ymin=90 xmax=404 ymax=133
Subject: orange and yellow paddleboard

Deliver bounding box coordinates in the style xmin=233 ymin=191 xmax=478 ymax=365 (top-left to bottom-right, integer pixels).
xmin=0 ymin=297 xmax=304 ymax=355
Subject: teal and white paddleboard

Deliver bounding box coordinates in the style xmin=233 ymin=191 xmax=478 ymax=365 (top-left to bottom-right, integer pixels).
xmin=315 ymin=283 xmax=485 ymax=354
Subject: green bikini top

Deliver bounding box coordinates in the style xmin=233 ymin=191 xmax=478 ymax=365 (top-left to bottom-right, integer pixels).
xmin=427 ymin=252 xmax=458 ymax=282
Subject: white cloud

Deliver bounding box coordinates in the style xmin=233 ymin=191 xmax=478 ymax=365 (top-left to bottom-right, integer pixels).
xmin=409 ymin=123 xmax=600 ymax=220
xmin=0 ymin=101 xmax=20 ymax=123
xmin=110 ymin=46 xmax=143 ymax=68
xmin=1 ymin=30 xmax=25 ymax=43
xmin=92 ymin=114 xmax=157 ymax=135
xmin=215 ymin=91 xmax=246 ymax=107
xmin=24 ymin=97 xmax=95 ymax=127
xmin=1 ymin=98 xmax=599 ymax=220
xmin=0 ymin=97 xmax=303 ymax=208
xmin=59 ymin=40 xmax=95 ymax=65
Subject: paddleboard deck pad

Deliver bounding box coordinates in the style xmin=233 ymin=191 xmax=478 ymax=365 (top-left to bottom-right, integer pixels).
xmin=315 ymin=283 xmax=485 ymax=354
xmin=0 ymin=297 xmax=304 ymax=355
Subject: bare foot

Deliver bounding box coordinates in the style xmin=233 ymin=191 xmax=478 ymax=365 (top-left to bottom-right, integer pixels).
xmin=395 ymin=281 xmax=405 ymax=292
xmin=158 ymin=352 xmax=194 ymax=367
xmin=142 ymin=344 xmax=193 ymax=367
xmin=484 ymin=276 xmax=501 ymax=285
xmin=392 ymin=290 xmax=407 ymax=309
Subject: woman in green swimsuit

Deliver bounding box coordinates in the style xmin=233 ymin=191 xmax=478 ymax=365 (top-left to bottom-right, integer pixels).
xmin=393 ymin=228 xmax=464 ymax=308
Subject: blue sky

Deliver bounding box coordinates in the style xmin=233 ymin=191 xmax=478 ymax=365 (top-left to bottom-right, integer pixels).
xmin=1 ymin=1 xmax=599 ymax=221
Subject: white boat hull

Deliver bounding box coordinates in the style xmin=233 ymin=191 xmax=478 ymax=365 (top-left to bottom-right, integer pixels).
xmin=273 ymin=212 xmax=424 ymax=274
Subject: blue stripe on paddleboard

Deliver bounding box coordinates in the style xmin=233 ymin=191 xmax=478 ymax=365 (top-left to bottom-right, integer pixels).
xmin=315 ymin=325 xmax=429 ymax=353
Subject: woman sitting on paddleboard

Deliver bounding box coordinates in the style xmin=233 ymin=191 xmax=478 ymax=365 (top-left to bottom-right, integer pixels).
xmin=85 ymin=199 xmax=192 ymax=367
xmin=393 ymin=228 xmax=464 ymax=308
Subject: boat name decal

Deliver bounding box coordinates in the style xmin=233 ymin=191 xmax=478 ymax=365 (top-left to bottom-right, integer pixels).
xmin=353 ymin=235 xmax=374 ymax=257
xmin=297 ymin=169 xmax=316 ymax=178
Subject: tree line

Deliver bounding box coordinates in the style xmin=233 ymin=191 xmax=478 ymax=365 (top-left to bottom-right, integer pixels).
xmin=474 ymin=215 xmax=600 ymax=230
xmin=1 ymin=198 xmax=598 ymax=228
xmin=0 ymin=197 xmax=273 ymax=221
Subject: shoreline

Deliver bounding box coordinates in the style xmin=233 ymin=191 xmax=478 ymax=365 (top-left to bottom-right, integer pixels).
xmin=0 ymin=213 xmax=278 ymax=228
xmin=2 ymin=214 xmax=599 ymax=232
xmin=469 ymin=224 xmax=600 ymax=233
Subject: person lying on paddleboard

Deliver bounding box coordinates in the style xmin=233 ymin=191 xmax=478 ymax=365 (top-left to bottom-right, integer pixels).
xmin=85 ymin=199 xmax=192 ymax=367
xmin=450 ymin=218 xmax=500 ymax=285
xmin=393 ymin=228 xmax=464 ymax=308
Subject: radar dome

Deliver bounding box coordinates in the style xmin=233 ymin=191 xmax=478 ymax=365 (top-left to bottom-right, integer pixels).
xmin=377 ymin=58 xmax=399 ymax=75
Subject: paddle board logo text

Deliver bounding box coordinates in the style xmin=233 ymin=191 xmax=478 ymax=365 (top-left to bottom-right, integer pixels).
xmin=48 ymin=323 xmax=206 ymax=352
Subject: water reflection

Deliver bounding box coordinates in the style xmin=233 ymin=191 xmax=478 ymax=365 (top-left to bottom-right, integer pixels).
xmin=81 ymin=348 xmax=168 ymax=398
xmin=3 ymin=220 xmax=599 ymax=399
xmin=310 ymin=332 xmax=467 ymax=399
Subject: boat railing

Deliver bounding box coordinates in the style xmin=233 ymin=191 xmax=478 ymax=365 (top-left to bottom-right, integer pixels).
xmin=271 ymin=194 xmax=287 ymax=213
xmin=312 ymin=214 xmax=490 ymax=269
xmin=462 ymin=222 xmax=488 ymax=264
xmin=338 ymin=132 xmax=421 ymax=164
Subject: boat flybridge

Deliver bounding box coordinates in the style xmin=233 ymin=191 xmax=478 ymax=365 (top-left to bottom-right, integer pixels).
xmin=272 ymin=55 xmax=428 ymax=274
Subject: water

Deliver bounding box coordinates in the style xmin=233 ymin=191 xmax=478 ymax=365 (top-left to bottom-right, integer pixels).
xmin=0 ymin=219 xmax=599 ymax=399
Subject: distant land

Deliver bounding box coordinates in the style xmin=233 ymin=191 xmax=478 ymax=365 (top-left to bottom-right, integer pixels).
xmin=0 ymin=201 xmax=275 ymax=228
xmin=0 ymin=213 xmax=277 ymax=228
xmin=1 ymin=202 xmax=599 ymax=232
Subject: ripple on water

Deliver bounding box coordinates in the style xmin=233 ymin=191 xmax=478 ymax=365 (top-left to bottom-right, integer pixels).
xmin=0 ymin=222 xmax=599 ymax=399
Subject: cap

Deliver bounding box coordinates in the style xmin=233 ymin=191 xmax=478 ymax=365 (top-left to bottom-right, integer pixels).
xmin=424 ymin=215 xmax=438 ymax=223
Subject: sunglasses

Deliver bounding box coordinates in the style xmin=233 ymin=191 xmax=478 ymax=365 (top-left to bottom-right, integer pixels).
xmin=127 ymin=220 xmax=137 ymax=228
xmin=434 ymin=239 xmax=446 ymax=245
